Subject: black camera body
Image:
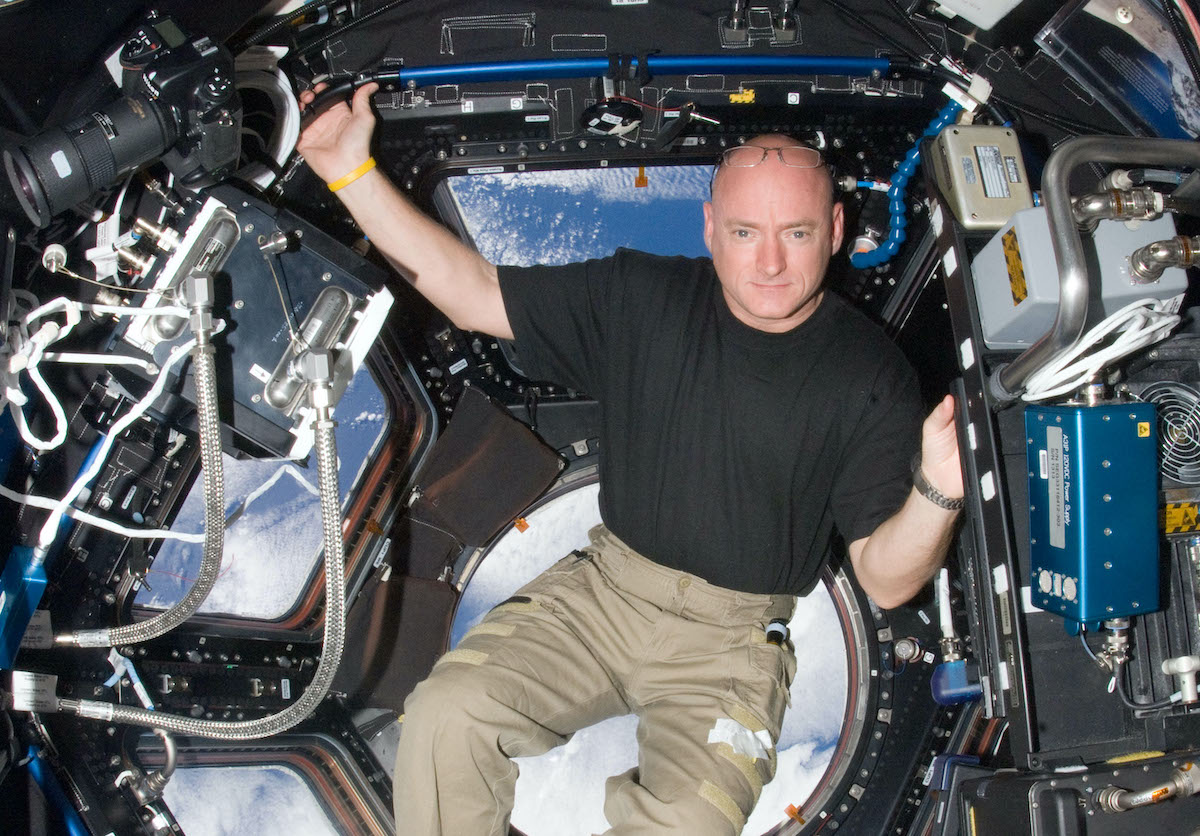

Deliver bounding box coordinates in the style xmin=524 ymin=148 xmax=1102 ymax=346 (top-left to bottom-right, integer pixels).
xmin=4 ymin=14 xmax=242 ymax=227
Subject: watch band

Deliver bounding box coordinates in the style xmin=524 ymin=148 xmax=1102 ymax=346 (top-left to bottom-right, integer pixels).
xmin=911 ymin=454 xmax=965 ymax=511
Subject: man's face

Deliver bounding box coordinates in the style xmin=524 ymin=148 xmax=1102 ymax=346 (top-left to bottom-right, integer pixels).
xmin=703 ymin=138 xmax=844 ymax=333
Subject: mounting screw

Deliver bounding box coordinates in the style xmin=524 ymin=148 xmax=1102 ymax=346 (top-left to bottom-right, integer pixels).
xmin=1116 ymin=6 xmax=1134 ymax=24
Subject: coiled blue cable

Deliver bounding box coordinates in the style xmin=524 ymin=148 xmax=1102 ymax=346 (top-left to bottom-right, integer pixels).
xmin=850 ymin=100 xmax=963 ymax=270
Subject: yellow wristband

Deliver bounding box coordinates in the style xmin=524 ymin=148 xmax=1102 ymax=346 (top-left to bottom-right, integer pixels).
xmin=327 ymin=157 xmax=376 ymax=192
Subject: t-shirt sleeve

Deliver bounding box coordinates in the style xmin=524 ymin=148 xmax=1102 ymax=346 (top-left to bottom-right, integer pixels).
xmin=497 ymin=254 xmax=618 ymax=400
xmin=830 ymin=351 xmax=923 ymax=544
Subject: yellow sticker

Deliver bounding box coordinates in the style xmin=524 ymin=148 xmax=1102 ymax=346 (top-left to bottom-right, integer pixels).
xmin=1163 ymin=503 xmax=1200 ymax=534
xmin=1002 ymin=228 xmax=1027 ymax=305
xmin=1138 ymin=421 xmax=1150 ymax=437
xmin=729 ymin=89 xmax=756 ymax=104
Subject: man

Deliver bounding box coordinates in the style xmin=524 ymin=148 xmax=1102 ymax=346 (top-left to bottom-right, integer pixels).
xmin=299 ymin=82 xmax=963 ymax=835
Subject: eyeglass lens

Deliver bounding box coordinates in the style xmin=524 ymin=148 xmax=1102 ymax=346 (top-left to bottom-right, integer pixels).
xmin=722 ymin=145 xmax=822 ymax=168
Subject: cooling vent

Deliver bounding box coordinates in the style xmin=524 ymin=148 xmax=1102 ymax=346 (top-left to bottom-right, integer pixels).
xmin=1142 ymin=381 xmax=1200 ymax=486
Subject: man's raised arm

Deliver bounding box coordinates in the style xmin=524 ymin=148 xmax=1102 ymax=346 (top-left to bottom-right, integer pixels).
xmin=848 ymin=394 xmax=964 ymax=608
xmin=297 ymin=83 xmax=514 ymax=340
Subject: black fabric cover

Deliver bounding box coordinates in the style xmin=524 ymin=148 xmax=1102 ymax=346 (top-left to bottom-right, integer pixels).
xmin=408 ymin=385 xmax=564 ymax=548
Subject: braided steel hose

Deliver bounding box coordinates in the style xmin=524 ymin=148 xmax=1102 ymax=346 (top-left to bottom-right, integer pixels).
xmin=61 ymin=397 xmax=345 ymax=739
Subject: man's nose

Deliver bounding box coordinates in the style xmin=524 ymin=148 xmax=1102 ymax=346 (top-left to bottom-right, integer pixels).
xmin=758 ymin=234 xmax=785 ymax=276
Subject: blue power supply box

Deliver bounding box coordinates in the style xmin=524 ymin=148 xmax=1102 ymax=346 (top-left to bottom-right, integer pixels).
xmin=1025 ymin=402 xmax=1160 ymax=629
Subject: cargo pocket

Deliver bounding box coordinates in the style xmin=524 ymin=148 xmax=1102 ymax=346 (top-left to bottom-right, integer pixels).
xmin=729 ymin=627 xmax=794 ymax=743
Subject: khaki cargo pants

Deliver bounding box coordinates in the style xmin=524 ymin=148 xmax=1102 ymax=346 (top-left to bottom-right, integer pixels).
xmin=393 ymin=525 xmax=797 ymax=835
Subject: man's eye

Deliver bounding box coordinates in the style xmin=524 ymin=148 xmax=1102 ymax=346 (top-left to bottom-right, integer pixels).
xmin=789 ymin=229 xmax=808 ymax=239
xmin=734 ymin=229 xmax=751 ymax=238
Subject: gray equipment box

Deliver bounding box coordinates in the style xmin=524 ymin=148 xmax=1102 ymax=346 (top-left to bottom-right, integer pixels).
xmin=971 ymin=207 xmax=1187 ymax=350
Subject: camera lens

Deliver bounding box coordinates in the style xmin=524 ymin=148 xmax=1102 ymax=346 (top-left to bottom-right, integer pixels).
xmin=3 ymin=95 xmax=175 ymax=228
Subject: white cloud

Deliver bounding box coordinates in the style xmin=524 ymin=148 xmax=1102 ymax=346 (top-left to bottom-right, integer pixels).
xmin=164 ymin=765 xmax=338 ymax=836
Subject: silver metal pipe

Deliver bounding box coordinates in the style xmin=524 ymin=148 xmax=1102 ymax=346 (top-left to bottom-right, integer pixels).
xmin=1131 ymin=235 xmax=1199 ymax=283
xmin=1097 ymin=763 xmax=1198 ymax=812
xmin=1071 ymin=187 xmax=1163 ymax=232
xmin=991 ymin=137 xmax=1200 ymax=402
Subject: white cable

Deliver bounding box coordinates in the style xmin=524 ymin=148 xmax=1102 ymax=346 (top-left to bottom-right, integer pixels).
xmin=0 ymin=483 xmax=204 ymax=542
xmin=1022 ymin=299 xmax=1182 ymax=402
xmin=11 ymin=360 xmax=69 ymax=451
xmin=36 ymin=337 xmax=198 ymax=553
xmin=4 ymin=299 xmax=191 ymax=452
xmin=234 ymin=68 xmax=301 ymax=189
xmin=43 ymin=352 xmax=160 ymax=375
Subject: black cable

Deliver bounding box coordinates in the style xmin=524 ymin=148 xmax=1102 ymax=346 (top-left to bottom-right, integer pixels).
xmin=883 ymin=0 xmax=945 ymax=60
xmin=1164 ymin=195 xmax=1200 ymax=216
xmin=813 ymin=0 xmax=923 ymax=63
xmin=296 ymin=0 xmax=414 ymax=58
xmin=891 ymin=61 xmax=1012 ymax=126
xmin=988 ymin=92 xmax=1123 ymax=137
xmin=1115 ymin=665 xmax=1176 ymax=712
xmin=235 ymin=0 xmax=331 ymax=50
xmin=1163 ymin=0 xmax=1200 ymax=93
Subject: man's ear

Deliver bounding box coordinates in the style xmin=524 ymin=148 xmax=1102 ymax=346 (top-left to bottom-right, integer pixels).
xmin=703 ymin=201 xmax=714 ymax=254
xmin=830 ymin=200 xmax=845 ymax=253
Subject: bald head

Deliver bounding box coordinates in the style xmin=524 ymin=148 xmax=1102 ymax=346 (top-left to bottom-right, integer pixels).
xmin=710 ymin=134 xmax=835 ymax=206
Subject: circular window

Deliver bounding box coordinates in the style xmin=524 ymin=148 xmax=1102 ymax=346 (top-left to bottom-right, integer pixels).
xmin=448 ymin=471 xmax=874 ymax=835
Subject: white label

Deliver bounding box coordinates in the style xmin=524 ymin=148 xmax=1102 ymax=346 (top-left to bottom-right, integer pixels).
xmin=20 ymin=609 xmax=53 ymax=649
xmin=959 ymin=336 xmax=975 ymax=370
xmin=611 ymin=0 xmax=649 ymax=5
xmin=787 ymin=92 xmax=801 ymax=105
xmin=50 ymin=150 xmax=72 ymax=178
xmin=923 ymin=651 xmax=936 ymax=664
xmin=461 ymin=100 xmax=475 ymax=113
xmin=942 ymin=248 xmax=958 ymax=277
xmin=960 ymin=157 xmax=978 ymax=185
xmin=249 ymin=363 xmax=272 ymax=384
xmin=448 ymin=358 xmax=469 ymax=375
xmin=281 ymin=678 xmax=292 ymax=700
xmin=917 ymin=608 xmax=931 ymax=625
xmin=967 ymin=422 xmax=977 ymax=450
xmin=980 ymin=470 xmax=995 ymax=500
xmin=931 ymin=204 xmax=944 ymax=235
xmin=1039 ymin=449 xmax=1048 ymax=479
xmin=525 ymin=114 xmax=550 ymax=123
xmin=600 ymin=112 xmax=623 ymax=125
xmin=467 ymin=166 xmax=505 ymax=175
xmin=1046 ymin=426 xmax=1066 ymax=549
xmin=997 ymin=660 xmax=1010 ymax=691
xmin=664 ymin=110 xmax=681 ymax=119
xmin=1021 ymin=585 xmax=1045 ymax=613
xmin=992 ymin=563 xmax=1010 ymax=595
xmin=510 ymin=97 xmax=524 ymax=110
xmin=975 ymin=145 xmax=1010 ymax=198
xmin=1004 ymin=156 xmax=1021 ymax=183
xmin=11 ymin=671 xmax=59 ymax=712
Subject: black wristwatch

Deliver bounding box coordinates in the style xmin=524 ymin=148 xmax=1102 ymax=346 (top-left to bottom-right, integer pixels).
xmin=911 ymin=454 xmax=965 ymax=511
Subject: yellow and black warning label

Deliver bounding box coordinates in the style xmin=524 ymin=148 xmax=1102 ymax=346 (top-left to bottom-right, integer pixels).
xmin=1002 ymin=228 xmax=1027 ymax=305
xmin=1138 ymin=421 xmax=1151 ymax=438
xmin=1163 ymin=502 xmax=1200 ymax=534
xmin=729 ymin=89 xmax=755 ymax=104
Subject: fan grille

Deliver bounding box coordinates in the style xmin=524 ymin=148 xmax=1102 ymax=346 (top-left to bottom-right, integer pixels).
xmin=1142 ymin=381 xmax=1200 ymax=485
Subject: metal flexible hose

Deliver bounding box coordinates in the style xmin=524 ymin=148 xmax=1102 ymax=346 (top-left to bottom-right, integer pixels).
xmin=62 ymin=404 xmax=345 ymax=739
xmin=102 ymin=341 xmax=225 ymax=646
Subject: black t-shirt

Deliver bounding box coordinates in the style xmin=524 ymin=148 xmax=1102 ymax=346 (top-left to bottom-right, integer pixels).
xmin=498 ymin=249 xmax=922 ymax=595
